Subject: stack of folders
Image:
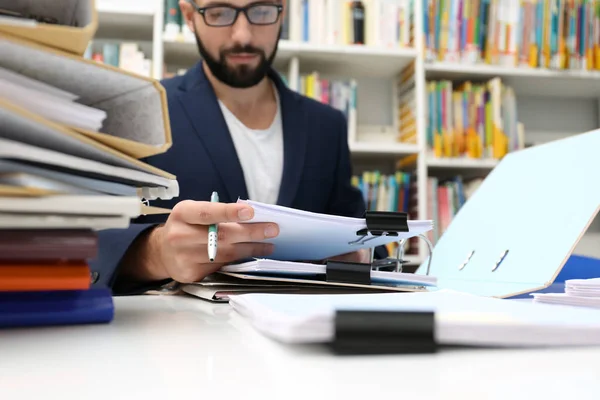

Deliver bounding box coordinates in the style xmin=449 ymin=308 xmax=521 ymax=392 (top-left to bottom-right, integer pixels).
xmin=532 ymin=278 xmax=600 ymax=309
xmin=0 ymin=0 xmax=178 ymax=328
xmin=182 ymin=200 xmax=436 ymax=302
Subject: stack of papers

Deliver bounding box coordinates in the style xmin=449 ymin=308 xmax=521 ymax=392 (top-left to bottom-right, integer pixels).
xmin=533 ymin=278 xmax=600 ymax=308
xmin=221 ymin=259 xmax=437 ymax=286
xmin=0 ymin=29 xmax=179 ymax=230
xmin=238 ymin=199 xmax=433 ymax=260
xmin=230 ymin=290 xmax=600 ymax=347
xmin=0 ymin=69 xmax=107 ymax=132
xmin=0 ymin=1 xmax=177 ymax=329
xmin=182 ymin=205 xmax=435 ymax=302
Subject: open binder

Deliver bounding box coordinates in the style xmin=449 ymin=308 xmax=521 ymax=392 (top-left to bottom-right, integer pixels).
xmin=415 ymin=128 xmax=600 ymax=299
xmin=226 ymin=129 xmax=600 ymax=355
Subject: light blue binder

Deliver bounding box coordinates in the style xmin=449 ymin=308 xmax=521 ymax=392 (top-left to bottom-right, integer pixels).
xmin=416 ymin=129 xmax=600 ymax=298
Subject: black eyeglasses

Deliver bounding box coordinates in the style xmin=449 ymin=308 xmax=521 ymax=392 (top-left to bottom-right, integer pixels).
xmin=188 ymin=1 xmax=283 ymax=27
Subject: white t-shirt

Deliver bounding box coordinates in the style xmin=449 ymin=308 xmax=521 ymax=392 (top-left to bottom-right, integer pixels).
xmin=217 ymin=87 xmax=283 ymax=205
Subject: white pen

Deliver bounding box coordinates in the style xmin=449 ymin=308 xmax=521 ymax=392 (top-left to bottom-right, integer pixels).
xmin=208 ymin=191 xmax=219 ymax=262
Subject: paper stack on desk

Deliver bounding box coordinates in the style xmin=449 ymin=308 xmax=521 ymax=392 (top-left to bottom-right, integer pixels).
xmin=229 ymin=290 xmax=600 ymax=348
xmin=182 ymin=203 xmax=435 ymax=302
xmin=532 ymin=278 xmax=600 ymax=308
xmin=238 ymin=199 xmax=433 ymax=261
xmin=0 ymin=0 xmax=178 ymax=328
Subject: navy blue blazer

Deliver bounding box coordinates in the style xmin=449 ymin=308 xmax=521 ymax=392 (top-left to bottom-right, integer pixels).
xmin=89 ymin=62 xmax=381 ymax=293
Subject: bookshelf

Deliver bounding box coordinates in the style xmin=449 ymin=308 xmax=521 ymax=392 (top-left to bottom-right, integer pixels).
xmin=93 ymin=0 xmax=600 ymax=263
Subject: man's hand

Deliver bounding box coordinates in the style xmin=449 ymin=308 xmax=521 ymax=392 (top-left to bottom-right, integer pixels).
xmin=122 ymin=200 xmax=279 ymax=284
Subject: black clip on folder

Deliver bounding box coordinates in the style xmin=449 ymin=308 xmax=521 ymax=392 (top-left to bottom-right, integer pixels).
xmin=325 ymin=210 xmax=434 ymax=286
xmin=324 ymin=211 xmax=437 ymax=355
xmin=331 ymin=310 xmax=437 ymax=355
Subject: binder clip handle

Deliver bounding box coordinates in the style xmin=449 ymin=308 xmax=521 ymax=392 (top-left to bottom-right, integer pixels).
xmin=363 ymin=210 xmax=409 ymax=236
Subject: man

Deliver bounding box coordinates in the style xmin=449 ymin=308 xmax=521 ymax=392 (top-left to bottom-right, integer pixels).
xmin=89 ymin=0 xmax=382 ymax=294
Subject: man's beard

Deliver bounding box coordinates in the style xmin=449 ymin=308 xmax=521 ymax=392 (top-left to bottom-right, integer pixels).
xmin=195 ymin=27 xmax=281 ymax=89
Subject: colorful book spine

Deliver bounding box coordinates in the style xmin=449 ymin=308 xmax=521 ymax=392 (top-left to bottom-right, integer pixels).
xmin=425 ymin=0 xmax=600 ymax=71
xmin=426 ymin=77 xmax=525 ymax=159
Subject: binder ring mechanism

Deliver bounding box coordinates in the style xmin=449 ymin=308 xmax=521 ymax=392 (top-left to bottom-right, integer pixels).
xmin=347 ymin=211 xmax=434 ymax=276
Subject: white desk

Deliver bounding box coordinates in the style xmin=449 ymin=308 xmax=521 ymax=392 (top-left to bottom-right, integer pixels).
xmin=1 ymin=295 xmax=600 ymax=400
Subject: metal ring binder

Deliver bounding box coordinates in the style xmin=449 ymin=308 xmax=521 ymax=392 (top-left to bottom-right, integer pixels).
xmin=492 ymin=250 xmax=509 ymax=272
xmin=381 ymin=234 xmax=434 ymax=275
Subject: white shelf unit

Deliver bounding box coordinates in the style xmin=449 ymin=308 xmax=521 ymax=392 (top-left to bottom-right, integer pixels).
xmin=94 ymin=0 xmax=600 ymax=262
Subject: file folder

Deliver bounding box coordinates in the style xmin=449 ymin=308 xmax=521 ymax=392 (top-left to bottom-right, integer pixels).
xmin=415 ymin=129 xmax=600 ymax=298
xmin=0 ymin=31 xmax=172 ymax=159
xmin=0 ymin=0 xmax=98 ymax=56
xmin=0 ymin=288 xmax=114 ymax=328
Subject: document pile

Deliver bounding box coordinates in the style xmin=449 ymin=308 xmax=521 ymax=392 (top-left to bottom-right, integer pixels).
xmin=0 ymin=0 xmax=178 ymax=328
xmin=533 ymin=278 xmax=600 ymax=309
xmin=229 ymin=290 xmax=600 ymax=351
xmin=182 ymin=200 xmax=435 ymax=302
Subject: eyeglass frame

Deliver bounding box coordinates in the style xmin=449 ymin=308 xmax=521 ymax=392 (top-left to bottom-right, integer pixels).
xmin=186 ymin=1 xmax=284 ymax=27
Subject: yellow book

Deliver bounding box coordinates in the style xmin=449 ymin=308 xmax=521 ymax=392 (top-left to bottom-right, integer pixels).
xmin=305 ymin=74 xmax=314 ymax=99
xmin=493 ymin=126 xmax=509 ymax=159
xmin=434 ymin=134 xmax=443 ymax=158
xmin=342 ymin=1 xmax=352 ymax=45
xmin=439 ymin=0 xmax=450 ymax=61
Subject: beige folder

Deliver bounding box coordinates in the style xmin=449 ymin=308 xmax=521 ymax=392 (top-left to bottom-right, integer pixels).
xmin=0 ymin=0 xmax=98 ymax=56
xmin=0 ymin=32 xmax=172 ymax=160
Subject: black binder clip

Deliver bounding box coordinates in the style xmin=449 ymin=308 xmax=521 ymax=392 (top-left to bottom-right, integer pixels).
xmin=331 ymin=310 xmax=437 ymax=355
xmin=346 ymin=210 xmax=434 ymax=276
xmin=326 ymin=261 xmax=372 ymax=285
xmin=348 ymin=211 xmax=409 ymax=246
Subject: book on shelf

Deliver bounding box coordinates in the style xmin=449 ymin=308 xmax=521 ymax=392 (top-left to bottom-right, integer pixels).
xmin=0 ymin=0 xmax=177 ymax=329
xmin=397 ymin=61 xmax=418 ymax=145
xmin=163 ymin=0 xmax=196 ymax=42
xmin=426 ymin=77 xmax=526 ymax=160
xmin=424 ymin=0 xmax=600 ymax=71
xmin=427 ymin=175 xmax=483 ymax=243
xmin=83 ymin=41 xmax=153 ymax=78
xmin=285 ymin=0 xmax=414 ymax=48
xmin=351 ymin=170 xmax=419 ymax=256
xmin=295 ymin=71 xmax=358 ymax=141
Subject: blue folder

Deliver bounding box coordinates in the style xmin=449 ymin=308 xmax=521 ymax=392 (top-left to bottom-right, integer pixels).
xmin=416 ymin=129 xmax=600 ymax=298
xmin=0 ymin=287 xmax=114 ymax=328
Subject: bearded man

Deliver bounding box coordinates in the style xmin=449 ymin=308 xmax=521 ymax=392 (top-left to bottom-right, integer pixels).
xmin=90 ymin=0 xmax=384 ymax=294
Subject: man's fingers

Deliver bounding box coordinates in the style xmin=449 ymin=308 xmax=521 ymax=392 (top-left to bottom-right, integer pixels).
xmin=170 ymin=243 xmax=275 ymax=283
xmin=171 ymin=200 xmax=255 ymax=225
xmin=210 ymin=242 xmax=275 ymax=264
xmin=163 ymin=221 xmax=279 ymax=247
xmin=217 ymin=222 xmax=279 ymax=244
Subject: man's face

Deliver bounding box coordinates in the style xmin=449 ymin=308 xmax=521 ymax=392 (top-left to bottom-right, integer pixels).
xmin=183 ymin=0 xmax=284 ymax=88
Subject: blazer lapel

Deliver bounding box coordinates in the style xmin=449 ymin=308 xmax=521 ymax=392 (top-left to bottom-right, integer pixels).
xmin=176 ymin=63 xmax=248 ymax=203
xmin=271 ymin=71 xmax=307 ymax=207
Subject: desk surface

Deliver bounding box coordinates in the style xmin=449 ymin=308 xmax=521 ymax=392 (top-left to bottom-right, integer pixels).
xmin=1 ymin=295 xmax=599 ymax=400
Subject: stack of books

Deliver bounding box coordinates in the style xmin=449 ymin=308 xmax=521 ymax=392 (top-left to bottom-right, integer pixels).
xmin=425 ymin=77 xmax=526 ymax=160
xmin=0 ymin=0 xmax=177 ymax=328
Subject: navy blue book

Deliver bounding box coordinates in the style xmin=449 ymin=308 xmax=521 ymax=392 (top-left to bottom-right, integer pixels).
xmin=0 ymin=288 xmax=114 ymax=328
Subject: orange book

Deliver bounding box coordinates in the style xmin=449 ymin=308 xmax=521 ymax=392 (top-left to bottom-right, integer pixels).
xmin=0 ymin=262 xmax=90 ymax=292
